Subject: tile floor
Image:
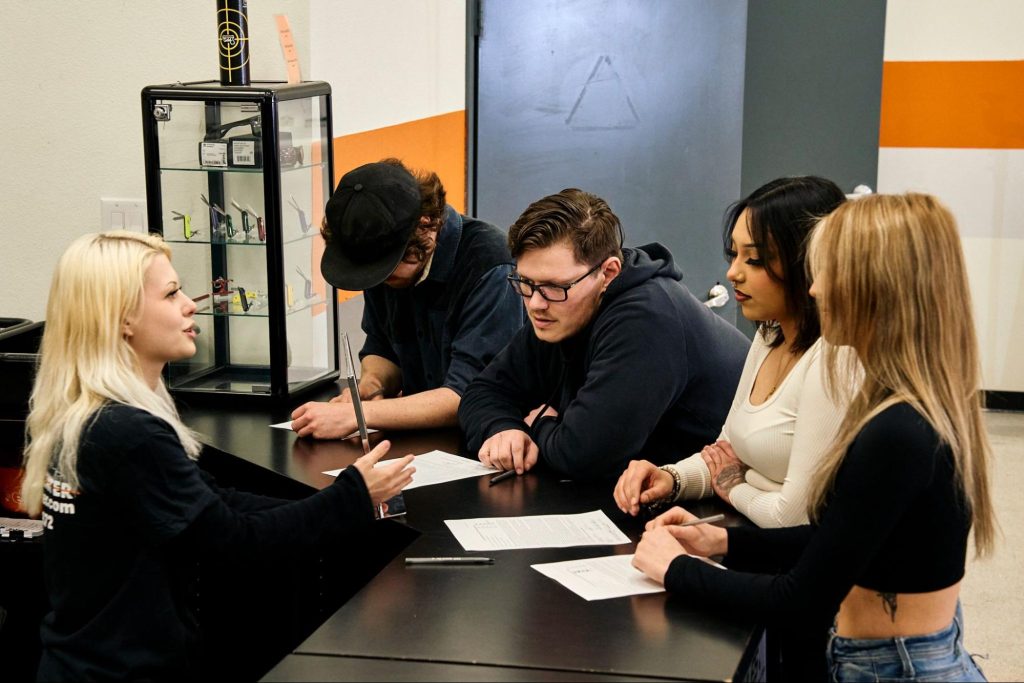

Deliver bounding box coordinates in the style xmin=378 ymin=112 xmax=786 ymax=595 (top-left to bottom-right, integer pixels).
xmin=961 ymin=410 xmax=1024 ymax=681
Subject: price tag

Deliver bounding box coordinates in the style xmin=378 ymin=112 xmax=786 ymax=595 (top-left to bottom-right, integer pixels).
xmin=231 ymin=139 xmax=257 ymax=166
xmin=200 ymin=141 xmax=229 ymax=167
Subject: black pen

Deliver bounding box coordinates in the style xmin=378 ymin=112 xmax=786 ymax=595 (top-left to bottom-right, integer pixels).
xmin=405 ymin=557 xmax=495 ymax=566
xmin=489 ymin=469 xmax=518 ymax=486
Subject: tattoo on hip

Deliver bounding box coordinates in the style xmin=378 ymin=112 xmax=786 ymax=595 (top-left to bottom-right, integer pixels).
xmin=878 ymin=592 xmax=898 ymax=622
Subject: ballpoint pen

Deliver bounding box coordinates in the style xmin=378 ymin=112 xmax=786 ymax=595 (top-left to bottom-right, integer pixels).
xmin=342 ymin=333 xmax=371 ymax=457
xmin=677 ymin=513 xmax=726 ymax=527
xmin=341 ymin=332 xmax=380 ymax=517
xmin=405 ymin=557 xmax=494 ymax=566
xmin=489 ymin=469 xmax=518 ymax=486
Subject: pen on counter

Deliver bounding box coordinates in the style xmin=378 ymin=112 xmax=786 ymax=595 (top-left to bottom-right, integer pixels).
xmin=677 ymin=513 xmax=726 ymax=527
xmin=405 ymin=557 xmax=495 ymax=566
xmin=488 ymin=469 xmax=518 ymax=486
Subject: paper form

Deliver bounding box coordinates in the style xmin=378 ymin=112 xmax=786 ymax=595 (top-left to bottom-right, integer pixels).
xmin=444 ymin=510 xmax=631 ymax=551
xmin=531 ymin=554 xmax=665 ymax=601
xmin=323 ymin=450 xmax=496 ymax=490
xmin=270 ymin=420 xmax=378 ymax=440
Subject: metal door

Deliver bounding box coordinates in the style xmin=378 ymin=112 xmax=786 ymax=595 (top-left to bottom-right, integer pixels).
xmin=473 ymin=0 xmax=748 ymax=323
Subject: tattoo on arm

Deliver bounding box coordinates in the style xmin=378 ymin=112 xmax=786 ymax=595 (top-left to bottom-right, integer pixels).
xmin=878 ymin=592 xmax=898 ymax=622
xmin=715 ymin=464 xmax=747 ymax=494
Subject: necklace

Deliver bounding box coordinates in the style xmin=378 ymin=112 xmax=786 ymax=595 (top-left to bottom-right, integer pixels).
xmin=767 ymin=347 xmax=797 ymax=396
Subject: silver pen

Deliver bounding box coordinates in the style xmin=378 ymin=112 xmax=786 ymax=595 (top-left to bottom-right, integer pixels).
xmin=341 ymin=333 xmax=381 ymax=517
xmin=677 ymin=513 xmax=726 ymax=527
xmin=405 ymin=557 xmax=495 ymax=566
xmin=342 ymin=333 xmax=372 ymax=455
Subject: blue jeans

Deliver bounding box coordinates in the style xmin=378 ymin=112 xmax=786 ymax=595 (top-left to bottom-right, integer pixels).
xmin=827 ymin=603 xmax=986 ymax=682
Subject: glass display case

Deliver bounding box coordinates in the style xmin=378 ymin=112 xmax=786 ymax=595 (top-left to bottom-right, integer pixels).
xmin=141 ymin=80 xmax=338 ymax=403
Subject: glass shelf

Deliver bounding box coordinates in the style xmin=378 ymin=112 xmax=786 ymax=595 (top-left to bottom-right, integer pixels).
xmin=158 ymin=160 xmax=326 ymax=174
xmin=164 ymin=231 xmax=318 ymax=246
xmin=194 ymin=296 xmax=325 ymax=318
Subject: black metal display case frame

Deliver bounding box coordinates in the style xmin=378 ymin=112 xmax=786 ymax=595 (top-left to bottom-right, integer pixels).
xmin=141 ymin=80 xmax=338 ymax=404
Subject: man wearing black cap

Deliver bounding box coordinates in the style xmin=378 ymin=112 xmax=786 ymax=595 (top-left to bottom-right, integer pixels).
xmin=290 ymin=159 xmax=525 ymax=438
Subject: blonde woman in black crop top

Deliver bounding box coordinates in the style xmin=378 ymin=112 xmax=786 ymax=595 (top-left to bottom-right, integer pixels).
xmin=632 ymin=194 xmax=997 ymax=682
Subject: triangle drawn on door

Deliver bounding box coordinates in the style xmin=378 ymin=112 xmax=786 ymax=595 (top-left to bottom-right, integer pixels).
xmin=565 ymin=55 xmax=640 ymax=130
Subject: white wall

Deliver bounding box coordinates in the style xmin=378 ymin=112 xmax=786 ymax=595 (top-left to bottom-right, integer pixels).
xmin=310 ymin=0 xmax=466 ymax=136
xmin=0 ymin=1 xmax=310 ymax=323
xmin=878 ymin=0 xmax=1024 ymax=392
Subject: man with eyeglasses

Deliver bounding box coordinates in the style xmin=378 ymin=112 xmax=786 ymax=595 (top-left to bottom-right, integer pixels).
xmin=459 ymin=188 xmax=749 ymax=479
xmin=290 ymin=160 xmax=525 ymax=438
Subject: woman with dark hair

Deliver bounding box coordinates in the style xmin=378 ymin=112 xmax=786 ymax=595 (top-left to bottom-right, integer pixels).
xmin=614 ymin=176 xmax=848 ymax=527
xmin=632 ymin=192 xmax=996 ymax=681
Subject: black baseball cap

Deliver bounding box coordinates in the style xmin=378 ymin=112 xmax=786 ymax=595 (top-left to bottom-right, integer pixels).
xmin=320 ymin=162 xmax=421 ymax=290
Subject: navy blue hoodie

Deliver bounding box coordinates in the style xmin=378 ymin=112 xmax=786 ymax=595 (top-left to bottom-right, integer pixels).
xmin=459 ymin=243 xmax=750 ymax=479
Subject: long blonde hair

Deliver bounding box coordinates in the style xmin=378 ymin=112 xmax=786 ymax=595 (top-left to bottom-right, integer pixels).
xmin=21 ymin=232 xmax=201 ymax=517
xmin=806 ymin=193 xmax=996 ymax=557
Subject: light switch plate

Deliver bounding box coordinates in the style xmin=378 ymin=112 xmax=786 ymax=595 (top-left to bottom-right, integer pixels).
xmin=100 ymin=198 xmax=147 ymax=232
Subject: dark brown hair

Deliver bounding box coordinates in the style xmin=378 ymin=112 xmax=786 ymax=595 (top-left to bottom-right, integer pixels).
xmin=508 ymin=188 xmax=624 ymax=265
xmin=380 ymin=158 xmax=447 ymax=263
xmin=722 ymin=176 xmax=846 ymax=353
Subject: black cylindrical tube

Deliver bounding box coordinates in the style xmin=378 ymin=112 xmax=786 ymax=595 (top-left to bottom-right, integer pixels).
xmin=217 ymin=0 xmax=250 ymax=85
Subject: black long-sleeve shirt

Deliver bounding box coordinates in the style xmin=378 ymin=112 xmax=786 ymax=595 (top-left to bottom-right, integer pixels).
xmin=665 ymin=403 xmax=971 ymax=672
xmin=37 ymin=403 xmax=376 ymax=682
xmin=459 ymin=243 xmax=749 ymax=479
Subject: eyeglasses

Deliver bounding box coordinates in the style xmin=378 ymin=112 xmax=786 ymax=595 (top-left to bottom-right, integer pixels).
xmin=507 ymin=262 xmax=602 ymax=302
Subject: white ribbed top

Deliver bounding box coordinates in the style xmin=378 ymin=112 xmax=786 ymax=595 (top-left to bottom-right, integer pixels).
xmin=667 ymin=335 xmax=846 ymax=528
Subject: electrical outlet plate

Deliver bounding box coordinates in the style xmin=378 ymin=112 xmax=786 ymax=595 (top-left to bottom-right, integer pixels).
xmin=100 ymin=198 xmax=147 ymax=232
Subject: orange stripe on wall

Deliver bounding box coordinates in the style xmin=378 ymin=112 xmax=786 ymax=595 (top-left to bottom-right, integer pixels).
xmin=330 ymin=110 xmax=466 ymax=301
xmin=879 ymin=60 xmax=1024 ymax=149
xmin=333 ymin=110 xmax=466 ymax=210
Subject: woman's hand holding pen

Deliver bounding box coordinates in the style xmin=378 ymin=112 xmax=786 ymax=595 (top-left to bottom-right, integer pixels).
xmin=352 ymin=440 xmax=415 ymax=506
xmin=633 ymin=507 xmax=729 ymax=584
xmin=645 ymin=506 xmax=728 ymax=558
xmin=632 ymin=526 xmax=687 ymax=585
xmin=613 ymin=460 xmax=674 ymax=516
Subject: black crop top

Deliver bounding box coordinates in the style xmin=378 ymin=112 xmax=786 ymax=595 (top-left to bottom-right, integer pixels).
xmin=664 ymin=402 xmax=971 ymax=624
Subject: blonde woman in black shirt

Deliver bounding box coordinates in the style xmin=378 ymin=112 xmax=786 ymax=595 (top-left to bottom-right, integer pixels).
xmin=633 ymin=194 xmax=997 ymax=681
xmin=22 ymin=232 xmax=414 ymax=681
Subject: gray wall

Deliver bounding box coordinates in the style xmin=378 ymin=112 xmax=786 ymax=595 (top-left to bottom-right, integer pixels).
xmin=741 ymin=0 xmax=887 ymax=195
xmin=470 ymin=0 xmax=888 ymax=334
xmin=474 ymin=0 xmax=748 ymax=317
